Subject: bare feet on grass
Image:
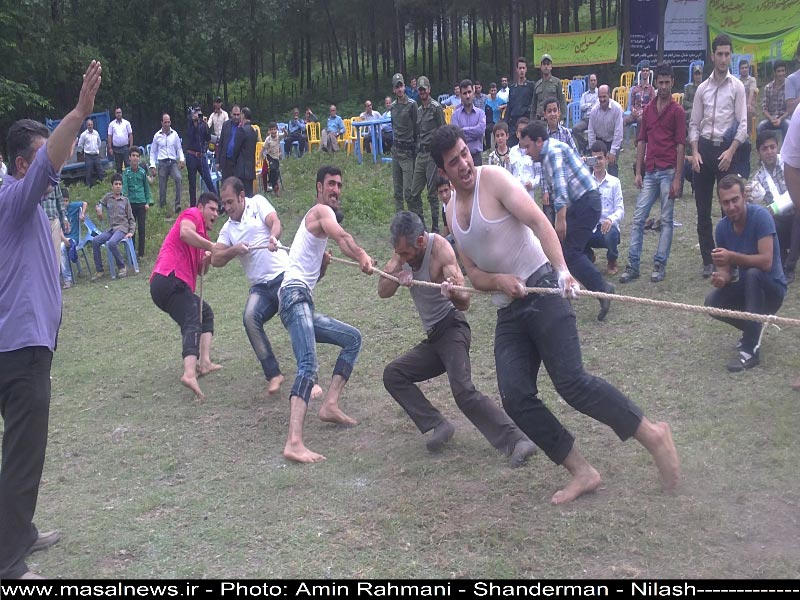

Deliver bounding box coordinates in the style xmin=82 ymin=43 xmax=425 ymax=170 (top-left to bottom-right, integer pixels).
xmin=197 ymin=361 xmax=223 ymax=377
xmin=266 ymin=374 xmax=285 ymax=395
xmin=319 ymin=404 xmax=358 ymax=426
xmin=551 ymin=465 xmax=602 ymax=505
xmin=647 ymin=421 xmax=680 ymax=491
xmin=180 ymin=374 xmax=205 ymax=402
xmin=283 ymin=442 xmax=326 ymax=463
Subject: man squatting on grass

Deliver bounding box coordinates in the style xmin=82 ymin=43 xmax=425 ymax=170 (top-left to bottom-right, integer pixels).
xmin=150 ymin=192 xmax=222 ymax=401
xmin=379 ymin=211 xmax=538 ymax=465
xmin=0 ymin=60 xmax=102 ymax=580
xmin=278 ymin=165 xmax=374 ymax=463
xmin=212 ymin=177 xmax=289 ymax=396
xmin=430 ymin=124 xmax=680 ymax=504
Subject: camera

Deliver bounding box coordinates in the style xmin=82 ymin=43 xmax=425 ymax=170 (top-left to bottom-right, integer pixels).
xmin=584 ymin=156 xmax=598 ymax=167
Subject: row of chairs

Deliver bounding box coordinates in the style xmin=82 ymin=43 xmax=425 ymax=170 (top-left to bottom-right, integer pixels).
xmin=63 ymin=216 xmax=140 ymax=284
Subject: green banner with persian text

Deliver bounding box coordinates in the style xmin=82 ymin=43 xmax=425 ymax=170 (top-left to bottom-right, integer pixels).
xmin=533 ymin=28 xmax=619 ymax=67
xmin=707 ymin=0 xmax=800 ymax=37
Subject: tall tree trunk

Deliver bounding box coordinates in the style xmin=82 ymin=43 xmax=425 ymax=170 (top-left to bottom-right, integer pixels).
xmin=590 ymin=0 xmax=597 ymax=30
xmin=306 ymin=35 xmax=312 ymax=92
xmin=421 ymin=23 xmax=427 ymax=75
xmin=573 ymin=0 xmax=580 ymax=32
xmin=369 ymin=5 xmax=379 ymax=96
xmin=413 ymin=26 xmax=419 ymax=69
xmin=300 ymin=33 xmax=305 ymax=92
xmin=394 ymin=0 xmax=405 ymax=74
xmin=471 ymin=11 xmax=478 ymax=78
xmin=437 ymin=14 xmax=444 ymax=81
xmin=509 ymin=0 xmax=520 ymax=73
xmin=249 ymin=0 xmax=257 ymax=96
xmin=322 ymin=0 xmax=346 ymax=82
xmin=561 ymin=0 xmax=570 ymax=33
xmin=451 ymin=10 xmax=459 ymax=84
xmin=601 ymin=0 xmax=607 ymax=28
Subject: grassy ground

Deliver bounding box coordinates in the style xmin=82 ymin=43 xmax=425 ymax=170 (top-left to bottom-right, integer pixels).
xmin=25 ymin=145 xmax=800 ymax=579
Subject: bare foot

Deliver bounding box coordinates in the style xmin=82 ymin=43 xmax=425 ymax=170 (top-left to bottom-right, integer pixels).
xmin=180 ymin=374 xmax=205 ymax=402
xmin=197 ymin=362 xmax=223 ymax=377
xmin=649 ymin=422 xmax=680 ymax=491
xmin=283 ymin=442 xmax=327 ymax=463
xmin=319 ymin=405 xmax=358 ymax=426
xmin=551 ymin=465 xmax=602 ymax=505
xmin=311 ymin=384 xmax=324 ymax=400
xmin=266 ymin=374 xmax=285 ymax=395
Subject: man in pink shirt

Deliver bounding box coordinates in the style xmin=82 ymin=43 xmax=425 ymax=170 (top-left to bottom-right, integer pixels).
xmin=150 ymin=192 xmax=221 ymax=400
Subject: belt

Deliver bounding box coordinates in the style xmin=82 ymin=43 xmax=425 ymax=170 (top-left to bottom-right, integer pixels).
xmin=186 ymin=150 xmax=202 ymax=157
xmin=85 ymin=153 xmax=99 ymax=156
xmin=158 ymin=158 xmax=176 ymax=163
xmin=394 ymin=141 xmax=415 ymax=151
xmin=524 ymin=263 xmax=554 ymax=289
xmin=700 ymin=137 xmax=724 ymax=148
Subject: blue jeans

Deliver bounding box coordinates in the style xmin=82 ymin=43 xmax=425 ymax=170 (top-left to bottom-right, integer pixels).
xmin=279 ymin=284 xmax=362 ymax=403
xmin=92 ymin=229 xmax=126 ymax=272
xmin=627 ymin=169 xmax=676 ymax=272
xmin=243 ymin=275 xmax=284 ymax=381
xmin=563 ymin=190 xmax=606 ymax=292
xmin=585 ymin=226 xmax=621 ymax=261
xmin=60 ymin=242 xmax=73 ymax=284
xmin=757 ymin=118 xmax=790 ymax=139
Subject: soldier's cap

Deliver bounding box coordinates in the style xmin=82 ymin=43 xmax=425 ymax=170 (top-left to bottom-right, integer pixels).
xmin=392 ymin=73 xmax=405 ymax=87
xmin=417 ymin=76 xmax=431 ymax=90
xmin=540 ymin=54 xmax=553 ymax=64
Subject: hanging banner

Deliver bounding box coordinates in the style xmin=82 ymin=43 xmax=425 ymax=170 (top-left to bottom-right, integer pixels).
xmin=708 ymin=25 xmax=800 ymax=64
xmin=707 ymin=0 xmax=800 ymax=37
xmin=533 ymin=28 xmax=619 ymax=67
xmin=631 ymin=0 xmax=706 ymax=66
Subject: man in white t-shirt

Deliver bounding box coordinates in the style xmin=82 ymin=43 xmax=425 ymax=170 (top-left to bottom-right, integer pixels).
xmin=781 ymin=108 xmax=800 ymax=389
xmin=107 ymin=107 xmax=133 ymax=173
xmin=212 ymin=177 xmax=290 ymax=396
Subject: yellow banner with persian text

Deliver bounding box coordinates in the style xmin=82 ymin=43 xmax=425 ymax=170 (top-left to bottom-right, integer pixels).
xmin=706 ymin=0 xmax=800 ymax=37
xmin=533 ymin=28 xmax=619 ymax=67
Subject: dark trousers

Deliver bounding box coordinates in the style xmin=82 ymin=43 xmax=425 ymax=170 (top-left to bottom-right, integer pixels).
xmin=774 ymin=212 xmax=800 ymax=273
xmin=383 ymin=311 xmax=526 ymax=454
xmin=84 ymin=153 xmax=104 ymax=188
xmin=495 ymin=268 xmax=643 ymax=464
xmin=221 ymin=160 xmax=235 ymax=181
xmin=704 ymin=268 xmax=786 ymax=354
xmin=186 ymin=153 xmax=215 ymax=208
xmin=131 ymin=203 xmax=147 ymax=258
xmin=113 ymin=146 xmax=130 ymax=173
xmin=0 ymin=347 xmax=53 ymax=579
xmin=242 ymin=178 xmax=254 ymax=197
xmin=563 ymin=190 xmax=606 ymax=292
xmin=471 ymin=150 xmax=483 ymax=166
xmin=150 ymin=272 xmax=214 ymax=358
xmin=695 ymin=138 xmax=736 ymax=265
xmin=285 ymin=131 xmax=306 ymax=156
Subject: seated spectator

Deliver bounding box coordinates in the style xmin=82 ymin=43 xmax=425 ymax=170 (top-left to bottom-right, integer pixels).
xmin=382 ymin=96 xmax=394 ymax=152
xmin=705 ymin=175 xmax=786 ymax=372
xmin=588 ymin=85 xmax=624 ymax=177
xmin=749 ymin=130 xmax=799 ymax=283
xmin=359 ymin=99 xmax=382 ymax=153
xmin=624 ymin=61 xmax=655 ymax=127
xmin=584 ymin=142 xmax=623 ymax=276
xmin=442 ymin=84 xmax=461 ymax=107
xmin=322 ymin=104 xmax=345 ymax=152
xmin=572 ymin=74 xmax=598 ymax=154
xmin=91 ymin=173 xmax=136 ymax=280
xmin=758 ymin=60 xmax=790 ymax=139
xmin=487 ymin=121 xmax=512 ymax=172
xmin=304 ymin=107 xmax=319 ymax=123
xmin=59 ymin=188 xmax=86 ymax=289
xmin=544 ymin=98 xmax=579 ymax=154
xmin=261 ymin=122 xmax=284 ymax=197
xmin=286 ymin=107 xmax=307 ymax=157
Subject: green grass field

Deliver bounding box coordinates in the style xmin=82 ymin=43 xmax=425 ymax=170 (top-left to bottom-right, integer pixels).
xmin=25 ymin=146 xmax=800 ymax=579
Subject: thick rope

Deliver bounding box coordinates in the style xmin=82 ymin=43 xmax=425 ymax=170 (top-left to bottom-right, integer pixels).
xmin=247 ymin=244 xmax=800 ymax=328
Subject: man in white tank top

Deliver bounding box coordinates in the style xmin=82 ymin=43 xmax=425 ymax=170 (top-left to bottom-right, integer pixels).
xmin=212 ymin=177 xmax=290 ymax=396
xmin=430 ymin=125 xmax=680 ymax=504
xmin=379 ymin=212 xmax=537 ymax=465
xmin=277 ymin=165 xmax=374 ymax=464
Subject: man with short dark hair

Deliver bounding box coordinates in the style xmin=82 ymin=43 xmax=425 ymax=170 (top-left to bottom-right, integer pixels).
xmin=450 ymin=79 xmax=486 ymax=166
xmin=107 ymin=107 xmax=133 ymax=173
xmin=184 ymin=104 xmax=215 ymax=207
xmin=758 ymin=60 xmax=790 ymax=139
xmin=705 ymin=175 xmax=786 ymax=372
xmin=77 ymin=118 xmax=104 ymax=187
xmin=585 ymin=141 xmax=624 ymax=276
xmin=689 ymin=34 xmax=749 ymax=279
xmin=379 ymin=211 xmax=537 ymax=464
xmin=0 ymin=60 xmax=102 ymax=580
xmin=587 ymin=85 xmax=624 ymax=177
xmin=531 ymin=53 xmax=566 ymax=121
xmin=390 ymin=73 xmax=419 ymax=215
xmin=207 ymin=96 xmax=229 ymax=147
xmin=409 ymin=76 xmax=445 ymax=231
xmin=123 ymin=146 xmax=152 ymax=258
xmin=624 ymin=61 xmax=655 ymax=127
xmin=149 ymin=113 xmax=185 ymax=213
xmin=217 ymin=104 xmax=241 ymax=180
xmin=233 ymin=107 xmax=258 ymax=196
xmin=322 ymin=104 xmax=345 ymax=153
xmin=506 ymin=57 xmax=535 ymax=146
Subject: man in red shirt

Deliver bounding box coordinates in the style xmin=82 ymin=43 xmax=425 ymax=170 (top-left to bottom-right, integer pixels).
xmin=620 ymin=63 xmax=686 ymax=285
xmin=150 ymin=192 xmax=221 ymax=400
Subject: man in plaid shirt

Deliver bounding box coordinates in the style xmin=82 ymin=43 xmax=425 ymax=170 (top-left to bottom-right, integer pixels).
xmin=520 ymin=120 xmax=616 ymax=321
xmin=758 ymin=61 xmax=790 ymax=139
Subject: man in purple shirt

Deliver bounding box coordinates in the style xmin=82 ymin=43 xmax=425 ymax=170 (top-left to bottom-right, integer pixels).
xmin=450 ymin=79 xmax=486 ymax=166
xmin=0 ymin=61 xmax=102 ymax=580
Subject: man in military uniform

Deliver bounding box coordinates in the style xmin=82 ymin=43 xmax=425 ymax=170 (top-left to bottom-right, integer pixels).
xmin=506 ymin=57 xmax=535 ymax=146
xmin=532 ymin=54 xmax=566 ymax=121
xmin=390 ymin=73 xmax=419 ymax=215
xmin=409 ymin=76 xmax=445 ymax=232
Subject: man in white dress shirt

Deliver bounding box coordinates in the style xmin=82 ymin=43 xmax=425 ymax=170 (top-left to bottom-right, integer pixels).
xmin=149 ymin=114 xmax=185 ymax=214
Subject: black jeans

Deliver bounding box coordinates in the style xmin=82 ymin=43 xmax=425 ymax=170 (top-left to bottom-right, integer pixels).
xmin=0 ymin=347 xmax=53 ymax=579
xmin=695 ymin=138 xmax=736 ymax=265
xmin=113 ymin=146 xmax=130 ymax=173
xmin=774 ymin=212 xmax=800 ymax=273
xmin=84 ymin=153 xmax=104 ymax=188
xmin=285 ymin=131 xmax=306 ymax=156
xmin=705 ymin=267 xmax=786 ymax=354
xmin=383 ymin=310 xmax=527 ymax=454
xmin=186 ymin=153 xmax=215 ymax=208
xmin=130 ymin=203 xmax=147 ymax=258
xmin=150 ymin=272 xmax=213 ymax=358
xmin=564 ymin=190 xmax=606 ymax=292
xmin=494 ymin=268 xmax=643 ymax=464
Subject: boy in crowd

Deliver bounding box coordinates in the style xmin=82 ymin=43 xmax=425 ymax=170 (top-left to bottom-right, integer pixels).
xmin=261 ymin=122 xmax=284 ymax=197
xmin=122 ymin=147 xmax=152 ymax=258
xmin=92 ymin=173 xmax=135 ymax=279
xmin=488 ymin=122 xmax=512 ymax=172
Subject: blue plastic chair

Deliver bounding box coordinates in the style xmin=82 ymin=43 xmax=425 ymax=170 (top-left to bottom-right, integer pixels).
xmin=84 ymin=215 xmax=139 ymax=279
xmin=277 ymin=123 xmax=300 ymax=158
xmin=568 ymin=80 xmax=585 ymax=106
xmin=565 ymin=101 xmax=580 ymax=129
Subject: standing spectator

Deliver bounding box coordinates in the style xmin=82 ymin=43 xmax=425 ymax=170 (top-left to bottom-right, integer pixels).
xmin=184 ymin=104 xmax=215 ymax=207
xmin=359 ymin=99 xmax=382 ymax=154
xmin=739 ymin=59 xmax=758 ymax=135
xmin=624 ymin=61 xmax=655 ymax=127
xmin=683 ymin=65 xmax=704 ymax=129
xmin=77 ymin=118 xmax=104 ymax=187
xmin=588 ymin=85 xmax=624 ymax=177
xmin=381 ymin=96 xmax=394 ymax=152
xmin=321 ymin=104 xmax=345 ymax=153
xmin=91 ymin=173 xmax=135 ymax=279
xmin=507 ymin=57 xmax=535 ymax=145
xmin=123 ymin=147 xmax=152 ymax=258
xmin=0 ymin=59 xmax=101 ymax=581
xmin=622 ymin=63 xmax=686 ymax=285
xmin=531 ymin=53 xmax=566 ymax=121
xmin=451 ymin=79 xmax=486 ymax=166
xmin=207 ymin=96 xmax=229 ymax=148
xmin=758 ymin=61 xmax=791 ymax=139
xmin=390 ymin=73 xmax=419 ymax=215
xmin=217 ymin=105 xmax=241 ymax=180
xmin=497 ymin=75 xmax=510 ymax=103
xmin=233 ymin=107 xmax=258 ymax=196
xmin=785 ymin=41 xmax=800 ymax=115
xmin=689 ymin=34 xmax=748 ymax=278
xmin=484 ymin=82 xmax=507 ymax=148
xmin=286 ymin=107 xmax=307 ymax=157
xmin=261 ymin=122 xmax=283 ymax=197
xmin=409 ymin=76 xmax=445 ymax=231
xmin=149 ymin=113 xmax=185 ymax=214
xmin=473 ymin=80 xmax=487 ymax=111
xmin=584 ymin=141 xmax=624 ymax=276
xmin=107 ymin=107 xmax=133 ymax=173
xmin=407 ymin=77 xmax=420 ymax=103
xmin=572 ymin=74 xmax=599 ymax=154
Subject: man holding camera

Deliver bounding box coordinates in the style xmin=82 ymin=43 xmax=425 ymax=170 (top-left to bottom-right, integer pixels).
xmin=184 ymin=105 xmax=216 ymax=205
